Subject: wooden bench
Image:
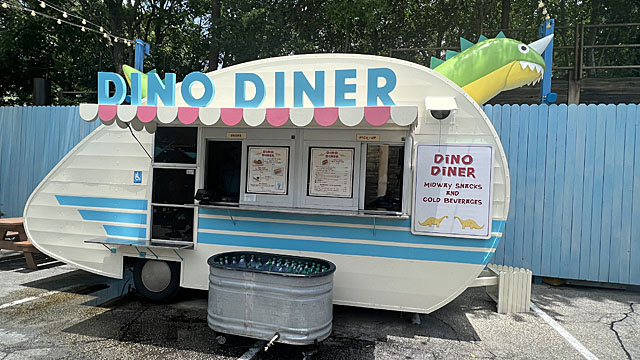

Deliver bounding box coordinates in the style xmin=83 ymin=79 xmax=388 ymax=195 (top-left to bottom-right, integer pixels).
xmin=0 ymin=217 xmax=40 ymax=270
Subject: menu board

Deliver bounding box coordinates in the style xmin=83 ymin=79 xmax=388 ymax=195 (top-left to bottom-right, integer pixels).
xmin=246 ymin=146 xmax=289 ymax=195
xmin=308 ymin=148 xmax=354 ymax=198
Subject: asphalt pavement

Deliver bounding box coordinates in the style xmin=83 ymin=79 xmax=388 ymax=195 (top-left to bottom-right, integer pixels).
xmin=0 ymin=250 xmax=638 ymax=360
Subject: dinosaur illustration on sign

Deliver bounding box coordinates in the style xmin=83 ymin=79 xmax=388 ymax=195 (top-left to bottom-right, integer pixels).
xmin=454 ymin=216 xmax=485 ymax=230
xmin=430 ymin=32 xmax=554 ymax=104
xmin=419 ymin=216 xmax=448 ymax=227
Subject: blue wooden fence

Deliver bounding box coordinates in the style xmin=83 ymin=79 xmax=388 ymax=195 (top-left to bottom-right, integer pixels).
xmin=0 ymin=106 xmax=100 ymax=218
xmin=485 ymin=104 xmax=640 ymax=285
xmin=0 ymin=104 xmax=638 ymax=285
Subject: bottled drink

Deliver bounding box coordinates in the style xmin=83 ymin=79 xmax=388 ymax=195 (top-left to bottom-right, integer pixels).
xmin=239 ymin=255 xmax=246 ymax=265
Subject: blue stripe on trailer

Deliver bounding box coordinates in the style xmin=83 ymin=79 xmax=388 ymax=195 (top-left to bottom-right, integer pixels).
xmin=103 ymin=225 xmax=146 ymax=238
xmin=199 ymin=207 xmax=506 ymax=232
xmin=78 ymin=210 xmax=147 ymax=224
xmin=198 ymin=216 xmax=505 ymax=249
xmin=197 ymin=232 xmax=499 ymax=265
xmin=55 ymin=195 xmax=148 ymax=210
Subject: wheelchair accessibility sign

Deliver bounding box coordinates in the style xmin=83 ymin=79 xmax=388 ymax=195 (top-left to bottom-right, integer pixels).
xmin=133 ymin=171 xmax=142 ymax=184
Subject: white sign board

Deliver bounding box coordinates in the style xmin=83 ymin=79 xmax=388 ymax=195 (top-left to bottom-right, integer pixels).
xmin=308 ymin=148 xmax=354 ymax=198
xmin=412 ymin=144 xmax=493 ymax=238
xmin=247 ymin=146 xmax=289 ymax=194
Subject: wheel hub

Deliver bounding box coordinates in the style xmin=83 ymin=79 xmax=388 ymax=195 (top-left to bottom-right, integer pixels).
xmin=140 ymin=260 xmax=172 ymax=293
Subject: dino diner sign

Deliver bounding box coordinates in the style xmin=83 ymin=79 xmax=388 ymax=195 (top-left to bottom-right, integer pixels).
xmin=412 ymin=144 xmax=493 ymax=239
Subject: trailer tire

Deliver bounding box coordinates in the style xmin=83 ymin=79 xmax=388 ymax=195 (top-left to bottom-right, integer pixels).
xmin=132 ymin=259 xmax=181 ymax=302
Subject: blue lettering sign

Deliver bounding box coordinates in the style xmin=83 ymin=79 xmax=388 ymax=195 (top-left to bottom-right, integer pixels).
xmin=275 ymin=72 xmax=285 ymax=108
xmin=147 ymin=73 xmax=176 ymax=106
xmin=97 ymin=72 xmax=126 ymax=105
xmin=367 ymin=68 xmax=396 ymax=106
xmin=181 ymin=72 xmax=215 ymax=107
xmin=335 ymin=69 xmax=357 ymax=107
xmin=235 ymin=73 xmax=265 ymax=108
xmin=130 ymin=72 xmax=143 ymax=106
xmin=293 ymin=71 xmax=325 ymax=107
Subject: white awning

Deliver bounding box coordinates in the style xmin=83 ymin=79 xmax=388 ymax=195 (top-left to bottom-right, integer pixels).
xmin=79 ymin=104 xmax=418 ymax=132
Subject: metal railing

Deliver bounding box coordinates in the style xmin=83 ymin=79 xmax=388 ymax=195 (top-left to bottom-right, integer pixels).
xmin=389 ymin=22 xmax=640 ymax=80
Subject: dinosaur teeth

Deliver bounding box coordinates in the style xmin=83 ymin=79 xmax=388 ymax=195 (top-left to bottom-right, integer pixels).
xmin=519 ymin=61 xmax=544 ymax=74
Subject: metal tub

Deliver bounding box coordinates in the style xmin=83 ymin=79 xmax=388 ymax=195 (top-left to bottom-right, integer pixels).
xmin=207 ymin=251 xmax=336 ymax=345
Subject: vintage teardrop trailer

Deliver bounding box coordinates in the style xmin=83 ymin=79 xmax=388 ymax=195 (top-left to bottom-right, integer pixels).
xmin=23 ymin=54 xmax=510 ymax=313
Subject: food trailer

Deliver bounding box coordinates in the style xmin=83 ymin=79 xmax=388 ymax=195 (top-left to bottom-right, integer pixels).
xmin=23 ymin=52 xmax=517 ymax=313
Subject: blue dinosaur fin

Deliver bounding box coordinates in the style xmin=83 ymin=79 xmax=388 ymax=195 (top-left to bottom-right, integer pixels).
xmin=460 ymin=37 xmax=474 ymax=51
xmin=496 ymin=31 xmax=506 ymax=38
xmin=445 ymin=50 xmax=459 ymax=60
xmin=478 ymin=35 xmax=489 ymax=42
xmin=430 ymin=57 xmax=445 ymax=69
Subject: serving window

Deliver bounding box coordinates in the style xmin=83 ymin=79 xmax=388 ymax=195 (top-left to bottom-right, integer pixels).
xmin=361 ymin=144 xmax=405 ymax=213
xmin=197 ymin=128 xmax=409 ymax=217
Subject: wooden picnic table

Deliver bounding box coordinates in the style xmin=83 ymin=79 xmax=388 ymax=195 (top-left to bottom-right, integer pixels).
xmin=0 ymin=217 xmax=40 ymax=270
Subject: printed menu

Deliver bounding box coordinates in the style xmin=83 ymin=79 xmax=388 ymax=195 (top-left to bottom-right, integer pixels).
xmin=247 ymin=146 xmax=289 ymax=195
xmin=308 ymin=148 xmax=354 ymax=198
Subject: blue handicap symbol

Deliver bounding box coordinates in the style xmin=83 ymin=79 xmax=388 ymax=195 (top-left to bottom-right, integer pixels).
xmin=133 ymin=171 xmax=142 ymax=184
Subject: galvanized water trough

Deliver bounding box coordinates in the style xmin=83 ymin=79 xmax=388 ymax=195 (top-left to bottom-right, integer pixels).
xmin=207 ymin=251 xmax=336 ymax=346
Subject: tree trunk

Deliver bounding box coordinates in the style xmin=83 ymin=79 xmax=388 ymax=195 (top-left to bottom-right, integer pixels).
xmin=500 ymin=0 xmax=511 ymax=29
xmin=208 ymin=0 xmax=221 ymax=71
xmin=104 ymin=0 xmax=125 ymax=74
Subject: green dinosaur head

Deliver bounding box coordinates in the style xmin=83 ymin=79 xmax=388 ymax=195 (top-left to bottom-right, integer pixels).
xmin=431 ymin=33 xmax=553 ymax=104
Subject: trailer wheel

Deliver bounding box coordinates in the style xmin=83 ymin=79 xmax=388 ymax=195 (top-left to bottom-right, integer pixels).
xmin=133 ymin=259 xmax=181 ymax=302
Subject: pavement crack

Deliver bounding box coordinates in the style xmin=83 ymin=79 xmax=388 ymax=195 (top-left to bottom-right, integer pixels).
xmin=609 ymin=302 xmax=635 ymax=360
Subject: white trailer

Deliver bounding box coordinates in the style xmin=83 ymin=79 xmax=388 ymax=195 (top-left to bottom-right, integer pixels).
xmin=24 ymin=54 xmax=510 ymax=313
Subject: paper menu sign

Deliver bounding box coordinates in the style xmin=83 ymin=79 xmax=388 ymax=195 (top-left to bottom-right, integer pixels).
xmin=308 ymin=148 xmax=354 ymax=198
xmin=412 ymin=144 xmax=493 ymax=238
xmin=246 ymin=146 xmax=289 ymax=195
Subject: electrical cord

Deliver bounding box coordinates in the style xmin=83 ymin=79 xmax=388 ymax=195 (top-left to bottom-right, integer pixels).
xmin=127 ymin=123 xmax=153 ymax=160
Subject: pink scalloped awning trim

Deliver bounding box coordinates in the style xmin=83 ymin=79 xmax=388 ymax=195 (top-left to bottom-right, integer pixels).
xmin=266 ymin=108 xmax=290 ymax=127
xmin=137 ymin=106 xmax=157 ymax=123
xmin=314 ymin=107 xmax=339 ymax=127
xmin=83 ymin=104 xmax=416 ymax=129
xmin=178 ymin=107 xmax=199 ymax=124
xmin=221 ymin=108 xmax=243 ymax=126
xmin=364 ymin=106 xmax=390 ymax=126
xmin=98 ymin=105 xmax=118 ymax=121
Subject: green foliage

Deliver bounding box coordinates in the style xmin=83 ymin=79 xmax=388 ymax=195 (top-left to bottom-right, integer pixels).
xmin=0 ymin=0 xmax=638 ymax=104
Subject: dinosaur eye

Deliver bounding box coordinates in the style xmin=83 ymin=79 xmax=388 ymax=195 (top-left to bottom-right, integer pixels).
xmin=518 ymin=44 xmax=530 ymax=54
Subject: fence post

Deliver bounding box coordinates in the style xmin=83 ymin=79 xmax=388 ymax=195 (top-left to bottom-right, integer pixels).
xmin=539 ymin=18 xmax=556 ymax=104
xmin=134 ymin=39 xmax=150 ymax=72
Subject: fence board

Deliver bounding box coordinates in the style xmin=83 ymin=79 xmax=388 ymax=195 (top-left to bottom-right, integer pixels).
xmin=630 ymin=108 xmax=640 ymax=283
xmin=0 ymin=106 xmax=100 ymax=217
xmin=618 ymin=105 xmax=635 ymax=284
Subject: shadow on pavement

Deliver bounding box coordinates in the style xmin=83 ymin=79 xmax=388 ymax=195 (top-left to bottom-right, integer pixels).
xmin=0 ymin=252 xmax=62 ymax=272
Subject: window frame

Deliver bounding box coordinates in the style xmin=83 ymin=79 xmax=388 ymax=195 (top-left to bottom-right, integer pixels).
xmin=150 ymin=126 xmax=199 ymax=244
xmin=358 ymin=141 xmax=411 ymax=216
